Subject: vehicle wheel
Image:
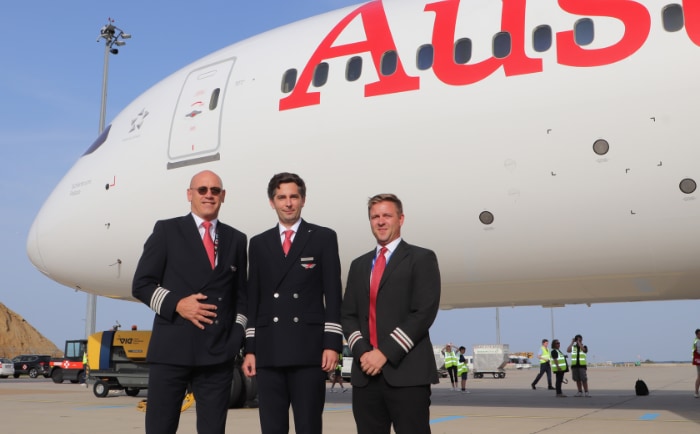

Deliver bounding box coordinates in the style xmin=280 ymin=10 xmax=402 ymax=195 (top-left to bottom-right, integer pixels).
xmin=492 ymin=373 xmax=498 ymax=378
xmin=93 ymin=380 xmax=109 ymax=398
xmin=500 ymin=372 xmax=506 ymax=379
xmin=51 ymin=369 xmax=64 ymax=384
xmin=0 ymin=375 xmax=6 ymax=379
xmin=228 ymin=368 xmax=245 ymax=408
xmin=125 ymin=387 xmax=140 ymax=397
xmin=29 ymin=368 xmax=39 ymax=378
xmin=13 ymin=373 xmax=19 ymax=378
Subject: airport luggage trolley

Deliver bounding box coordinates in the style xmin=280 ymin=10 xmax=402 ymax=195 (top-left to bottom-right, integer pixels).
xmin=86 ymin=329 xmax=150 ymax=397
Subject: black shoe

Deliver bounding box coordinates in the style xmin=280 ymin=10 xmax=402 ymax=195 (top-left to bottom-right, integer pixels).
xmin=548 ymin=386 xmax=555 ymax=390
xmin=531 ymin=384 xmax=536 ymax=390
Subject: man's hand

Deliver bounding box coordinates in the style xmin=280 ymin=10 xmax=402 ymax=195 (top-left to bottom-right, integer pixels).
xmin=176 ymin=293 xmax=217 ymax=329
xmin=242 ymin=354 xmax=256 ymax=377
xmin=321 ymin=349 xmax=339 ymax=372
xmin=360 ymin=349 xmax=387 ymax=376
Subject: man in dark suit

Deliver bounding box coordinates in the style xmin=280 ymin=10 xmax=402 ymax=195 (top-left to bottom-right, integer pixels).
xmin=132 ymin=170 xmax=247 ymax=434
xmin=242 ymin=172 xmax=343 ymax=434
xmin=341 ymin=193 xmax=441 ymax=434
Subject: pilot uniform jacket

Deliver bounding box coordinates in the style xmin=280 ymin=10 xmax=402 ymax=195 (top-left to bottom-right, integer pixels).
xmin=245 ymin=219 xmax=343 ymax=366
xmin=341 ymin=240 xmax=441 ymax=387
xmin=132 ymin=214 xmax=248 ymax=366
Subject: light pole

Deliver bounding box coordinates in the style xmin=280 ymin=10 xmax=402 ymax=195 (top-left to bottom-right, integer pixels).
xmin=85 ymin=19 xmax=131 ymax=339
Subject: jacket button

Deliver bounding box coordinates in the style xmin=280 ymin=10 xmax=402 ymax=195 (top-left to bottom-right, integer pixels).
xmin=273 ymin=317 xmax=279 ymax=323
xmin=293 ymin=317 xmax=299 ymax=323
xmin=293 ymin=293 xmax=299 ymax=299
xmin=214 ymin=320 xmax=219 ymax=325
xmin=218 ymin=297 xmax=223 ymax=301
xmin=273 ymin=293 xmax=279 ymax=298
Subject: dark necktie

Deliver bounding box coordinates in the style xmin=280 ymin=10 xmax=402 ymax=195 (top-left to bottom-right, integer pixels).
xmin=283 ymin=230 xmax=294 ymax=256
xmin=202 ymin=221 xmax=215 ymax=269
xmin=369 ymin=247 xmax=387 ymax=348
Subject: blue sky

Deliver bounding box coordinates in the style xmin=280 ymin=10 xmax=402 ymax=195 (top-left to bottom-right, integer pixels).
xmin=1 ymin=0 xmax=698 ymax=364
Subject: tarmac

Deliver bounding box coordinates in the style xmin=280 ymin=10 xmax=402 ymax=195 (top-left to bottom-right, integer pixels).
xmin=1 ymin=364 xmax=698 ymax=433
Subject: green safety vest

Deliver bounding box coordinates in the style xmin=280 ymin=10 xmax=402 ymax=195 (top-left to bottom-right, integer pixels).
xmin=571 ymin=345 xmax=587 ymax=367
xmin=444 ymin=350 xmax=458 ymax=368
xmin=540 ymin=346 xmax=551 ymax=364
xmin=550 ymin=350 xmax=567 ymax=372
xmin=457 ymin=355 xmax=469 ymax=375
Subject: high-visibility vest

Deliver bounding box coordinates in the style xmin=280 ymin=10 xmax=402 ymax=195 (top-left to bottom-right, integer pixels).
xmin=540 ymin=346 xmax=551 ymax=364
xmin=571 ymin=344 xmax=587 ymax=367
xmin=444 ymin=350 xmax=458 ymax=368
xmin=457 ymin=355 xmax=469 ymax=375
xmin=693 ymin=338 xmax=699 ymax=355
xmin=550 ymin=350 xmax=567 ymax=372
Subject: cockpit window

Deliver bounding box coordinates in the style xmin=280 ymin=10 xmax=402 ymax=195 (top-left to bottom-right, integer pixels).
xmin=82 ymin=124 xmax=112 ymax=156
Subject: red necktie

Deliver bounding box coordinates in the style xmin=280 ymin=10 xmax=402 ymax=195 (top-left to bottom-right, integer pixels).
xmin=202 ymin=221 xmax=215 ymax=269
xmin=369 ymin=247 xmax=387 ymax=348
xmin=283 ymin=230 xmax=294 ymax=256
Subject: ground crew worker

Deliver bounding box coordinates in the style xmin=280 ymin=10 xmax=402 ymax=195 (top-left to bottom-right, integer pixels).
xmin=550 ymin=340 xmax=567 ymax=397
xmin=457 ymin=346 xmax=469 ymax=394
xmin=531 ymin=339 xmax=553 ymax=390
xmin=443 ymin=344 xmax=458 ymax=390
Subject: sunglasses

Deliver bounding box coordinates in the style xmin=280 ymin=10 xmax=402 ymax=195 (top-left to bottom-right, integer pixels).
xmin=192 ymin=186 xmax=223 ymax=196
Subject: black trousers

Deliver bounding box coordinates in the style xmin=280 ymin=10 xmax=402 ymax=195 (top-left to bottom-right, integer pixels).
xmin=256 ymin=366 xmax=327 ymax=434
xmin=532 ymin=362 xmax=552 ymax=387
xmin=146 ymin=361 xmax=234 ymax=434
xmin=555 ymin=371 xmax=566 ymax=395
xmin=352 ymin=374 xmax=431 ymax=434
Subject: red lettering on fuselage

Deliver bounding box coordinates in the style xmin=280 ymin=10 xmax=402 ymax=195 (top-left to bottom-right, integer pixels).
xmin=425 ymin=0 xmax=542 ymax=86
xmin=683 ymin=0 xmax=700 ymax=46
xmin=279 ymin=0 xmax=691 ymax=110
xmin=556 ymin=0 xmax=650 ymax=67
xmin=279 ymin=1 xmax=419 ymax=111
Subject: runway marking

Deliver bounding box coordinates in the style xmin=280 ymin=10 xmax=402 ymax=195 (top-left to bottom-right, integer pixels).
xmin=639 ymin=413 xmax=659 ymax=421
xmin=430 ymin=415 xmax=465 ymax=424
xmin=325 ymin=405 xmax=353 ymax=412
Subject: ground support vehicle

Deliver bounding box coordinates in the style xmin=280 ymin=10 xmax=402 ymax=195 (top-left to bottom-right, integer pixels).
xmin=472 ymin=344 xmax=509 ymax=379
xmin=87 ymin=329 xmax=150 ymax=398
xmin=12 ymin=355 xmax=52 ymax=378
xmin=49 ymin=339 xmax=87 ymax=384
xmin=86 ymin=329 xmax=256 ymax=408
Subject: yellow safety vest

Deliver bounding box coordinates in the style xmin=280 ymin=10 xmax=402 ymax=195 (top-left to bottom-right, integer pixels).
xmin=540 ymin=346 xmax=551 ymax=364
xmin=457 ymin=355 xmax=469 ymax=375
xmin=571 ymin=345 xmax=587 ymax=367
xmin=550 ymin=350 xmax=567 ymax=372
xmin=444 ymin=350 xmax=458 ymax=368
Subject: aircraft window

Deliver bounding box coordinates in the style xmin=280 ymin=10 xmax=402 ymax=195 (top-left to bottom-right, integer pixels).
xmin=493 ymin=32 xmax=511 ymax=59
xmin=479 ymin=211 xmax=494 ymax=225
xmin=281 ymin=69 xmax=297 ymax=93
xmin=592 ymin=139 xmax=609 ymax=156
xmin=313 ymin=62 xmax=329 ymax=87
xmin=533 ymin=25 xmax=552 ymax=52
xmin=454 ymin=38 xmax=472 ymax=64
xmin=209 ymin=88 xmax=220 ymax=110
xmin=82 ymin=124 xmax=111 ymax=156
xmin=679 ymin=178 xmax=696 ymax=194
xmin=662 ymin=4 xmax=684 ymax=32
xmin=417 ymin=44 xmax=434 ymax=70
xmin=574 ymin=18 xmax=594 ymax=46
xmin=381 ymin=50 xmax=398 ymax=76
xmin=346 ymin=56 xmax=363 ymax=82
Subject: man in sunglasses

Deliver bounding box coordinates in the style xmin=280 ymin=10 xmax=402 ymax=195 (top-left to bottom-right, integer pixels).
xmin=242 ymin=172 xmax=343 ymax=434
xmin=133 ymin=170 xmax=248 ymax=434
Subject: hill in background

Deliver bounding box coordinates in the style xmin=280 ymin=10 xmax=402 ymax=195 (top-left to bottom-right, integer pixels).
xmin=0 ymin=302 xmax=61 ymax=358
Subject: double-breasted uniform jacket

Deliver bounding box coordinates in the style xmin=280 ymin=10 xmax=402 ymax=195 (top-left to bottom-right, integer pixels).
xmin=341 ymin=240 xmax=441 ymax=387
xmin=245 ymin=219 xmax=343 ymax=366
xmin=132 ymin=214 xmax=248 ymax=366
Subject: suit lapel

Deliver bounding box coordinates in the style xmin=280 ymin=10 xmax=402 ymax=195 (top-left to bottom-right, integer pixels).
xmin=378 ymin=240 xmax=408 ymax=291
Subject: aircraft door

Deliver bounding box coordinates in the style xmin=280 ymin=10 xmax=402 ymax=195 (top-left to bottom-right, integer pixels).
xmin=167 ymin=58 xmax=236 ymax=169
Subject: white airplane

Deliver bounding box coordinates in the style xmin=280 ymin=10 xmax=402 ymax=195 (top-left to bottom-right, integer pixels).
xmin=26 ymin=0 xmax=700 ymax=311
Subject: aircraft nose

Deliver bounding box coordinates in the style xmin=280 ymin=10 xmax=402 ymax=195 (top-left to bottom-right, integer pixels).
xmin=26 ymin=212 xmax=49 ymax=276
